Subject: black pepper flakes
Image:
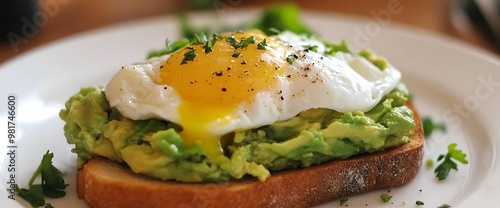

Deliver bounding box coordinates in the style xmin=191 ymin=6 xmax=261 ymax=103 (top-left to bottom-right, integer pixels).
xmin=221 ymin=87 xmax=227 ymax=92
xmin=227 ymin=67 xmax=232 ymax=71
xmin=215 ymin=71 xmax=223 ymax=76
xmin=280 ymin=96 xmax=284 ymax=100
xmin=241 ymin=60 xmax=247 ymax=65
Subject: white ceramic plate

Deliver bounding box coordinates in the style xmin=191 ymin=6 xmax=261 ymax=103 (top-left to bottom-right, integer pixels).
xmin=0 ymin=8 xmax=499 ymax=208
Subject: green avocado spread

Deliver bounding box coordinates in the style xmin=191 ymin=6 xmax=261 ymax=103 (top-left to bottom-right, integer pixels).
xmin=59 ymin=84 xmax=414 ymax=182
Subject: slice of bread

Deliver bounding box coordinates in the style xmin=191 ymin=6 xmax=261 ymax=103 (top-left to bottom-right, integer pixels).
xmin=76 ymin=102 xmax=424 ymax=208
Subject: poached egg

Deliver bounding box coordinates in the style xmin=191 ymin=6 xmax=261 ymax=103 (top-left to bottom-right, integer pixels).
xmin=105 ymin=31 xmax=401 ymax=156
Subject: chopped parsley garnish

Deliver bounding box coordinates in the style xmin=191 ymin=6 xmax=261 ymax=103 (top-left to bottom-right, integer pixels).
xmin=212 ymin=33 xmax=222 ymax=40
xmin=257 ymin=39 xmax=267 ymax=50
xmin=203 ymin=33 xmax=223 ymax=53
xmin=286 ymin=54 xmax=296 ymax=64
xmin=422 ymin=117 xmax=447 ymax=138
xmin=192 ymin=33 xmax=208 ymax=45
xmin=380 ymin=193 xmax=393 ymax=203
xmin=236 ymin=36 xmax=256 ymax=49
xmin=339 ymin=198 xmax=348 ymax=206
xmin=437 ymin=204 xmax=451 ymax=208
xmin=304 ymin=45 xmax=318 ymax=52
xmin=266 ymin=27 xmax=281 ymax=36
xmin=203 ymin=40 xmax=213 ymax=53
xmin=15 ymin=151 xmax=68 ymax=207
xmin=434 ymin=143 xmax=468 ymax=180
xmin=181 ymin=48 xmax=196 ymax=65
xmin=415 ymin=200 xmax=424 ymax=205
xmin=225 ymin=34 xmax=258 ymax=50
xmin=225 ymin=35 xmax=238 ymax=47
xmin=232 ymin=51 xmax=241 ymax=58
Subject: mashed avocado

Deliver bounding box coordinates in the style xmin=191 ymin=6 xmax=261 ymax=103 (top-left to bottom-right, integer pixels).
xmin=59 ymin=84 xmax=414 ymax=182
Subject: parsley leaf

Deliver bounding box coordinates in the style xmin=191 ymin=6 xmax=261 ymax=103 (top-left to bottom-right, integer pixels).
xmin=40 ymin=153 xmax=67 ymax=192
xmin=252 ymin=3 xmax=313 ymax=36
xmin=286 ymin=54 xmax=296 ymax=64
xmin=212 ymin=33 xmax=222 ymax=41
xmin=225 ymin=35 xmax=238 ymax=48
xmin=15 ymin=184 xmax=45 ymax=207
xmin=181 ymin=48 xmax=196 ymax=65
xmin=192 ymin=33 xmax=208 ymax=45
xmin=266 ymin=27 xmax=281 ymax=36
xmin=380 ymin=193 xmax=393 ymax=203
xmin=232 ymin=51 xmax=241 ymax=58
xmin=339 ymin=198 xmax=348 ymax=206
xmin=16 ymin=151 xmax=68 ymax=207
xmin=203 ymin=33 xmax=223 ymax=54
xmin=437 ymin=204 xmax=451 ymax=208
xmin=304 ymin=45 xmax=318 ymax=52
xmin=235 ymin=36 xmax=256 ymax=49
xmin=415 ymin=200 xmax=424 ymax=205
xmin=203 ymin=40 xmax=213 ymax=53
xmin=434 ymin=143 xmax=468 ymax=180
xmin=422 ymin=117 xmax=447 ymax=137
xmin=257 ymin=39 xmax=267 ymax=50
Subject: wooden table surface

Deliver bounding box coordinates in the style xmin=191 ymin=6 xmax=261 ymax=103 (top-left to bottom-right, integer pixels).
xmin=0 ymin=0 xmax=498 ymax=65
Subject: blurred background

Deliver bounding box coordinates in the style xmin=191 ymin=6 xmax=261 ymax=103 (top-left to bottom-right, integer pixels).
xmin=0 ymin=0 xmax=498 ymax=64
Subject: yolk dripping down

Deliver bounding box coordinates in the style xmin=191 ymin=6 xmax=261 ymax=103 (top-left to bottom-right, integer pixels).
xmin=159 ymin=31 xmax=287 ymax=157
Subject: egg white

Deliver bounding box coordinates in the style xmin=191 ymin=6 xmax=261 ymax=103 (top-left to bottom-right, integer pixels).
xmin=105 ymin=31 xmax=401 ymax=136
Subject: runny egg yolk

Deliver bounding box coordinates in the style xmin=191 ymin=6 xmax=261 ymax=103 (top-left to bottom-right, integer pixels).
xmin=159 ymin=31 xmax=288 ymax=157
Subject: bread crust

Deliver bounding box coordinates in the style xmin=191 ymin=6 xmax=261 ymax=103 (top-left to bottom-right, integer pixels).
xmin=76 ymin=102 xmax=424 ymax=208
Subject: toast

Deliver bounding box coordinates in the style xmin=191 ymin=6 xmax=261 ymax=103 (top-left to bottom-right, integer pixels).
xmin=76 ymin=102 xmax=424 ymax=208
